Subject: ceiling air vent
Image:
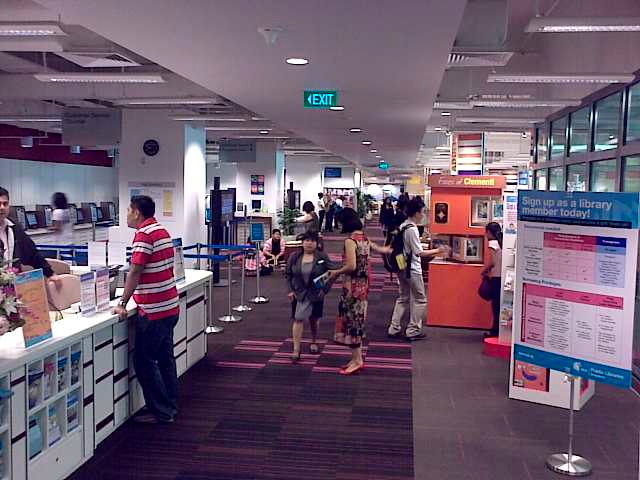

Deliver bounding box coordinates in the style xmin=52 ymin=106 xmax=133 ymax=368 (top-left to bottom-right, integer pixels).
xmin=447 ymin=51 xmax=513 ymax=68
xmin=55 ymin=51 xmax=141 ymax=68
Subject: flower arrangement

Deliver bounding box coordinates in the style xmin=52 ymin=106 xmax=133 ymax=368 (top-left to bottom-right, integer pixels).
xmin=0 ymin=261 xmax=25 ymax=335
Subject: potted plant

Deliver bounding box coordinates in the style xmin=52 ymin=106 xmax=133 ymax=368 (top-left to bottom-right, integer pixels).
xmin=277 ymin=207 xmax=301 ymax=239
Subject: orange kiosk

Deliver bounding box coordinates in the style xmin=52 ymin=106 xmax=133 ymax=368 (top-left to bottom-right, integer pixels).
xmin=427 ymin=174 xmax=506 ymax=329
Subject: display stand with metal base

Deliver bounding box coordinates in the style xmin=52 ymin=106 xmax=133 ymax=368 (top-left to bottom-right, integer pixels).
xmin=233 ymin=247 xmax=252 ymax=312
xmin=219 ymin=255 xmax=242 ymax=322
xmin=251 ymin=241 xmax=269 ymax=304
xmin=546 ymin=375 xmax=592 ymax=477
xmin=205 ymin=277 xmax=224 ymax=334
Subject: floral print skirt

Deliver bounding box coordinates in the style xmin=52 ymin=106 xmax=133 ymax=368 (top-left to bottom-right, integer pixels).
xmin=334 ymin=285 xmax=368 ymax=347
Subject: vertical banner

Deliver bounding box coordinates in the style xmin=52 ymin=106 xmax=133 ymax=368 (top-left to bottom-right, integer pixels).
xmin=173 ymin=238 xmax=186 ymax=283
xmin=499 ymin=193 xmax=518 ymax=345
xmin=15 ymin=269 xmax=52 ymax=347
xmin=513 ymin=191 xmax=639 ymax=388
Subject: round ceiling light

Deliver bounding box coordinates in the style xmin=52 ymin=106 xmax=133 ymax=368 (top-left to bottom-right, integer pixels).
xmin=361 ymin=140 xmax=372 ymax=145
xmin=330 ymin=106 xmax=345 ymax=111
xmin=349 ymin=128 xmax=362 ymax=133
xmin=285 ymin=57 xmax=309 ymax=66
xmin=441 ymin=111 xmax=451 ymax=116
xmin=259 ymin=130 xmax=270 ymax=134
xmin=434 ymin=127 xmax=443 ymax=131
xmin=375 ymin=155 xmax=382 ymax=159
xmin=370 ymin=149 xmax=378 ymax=153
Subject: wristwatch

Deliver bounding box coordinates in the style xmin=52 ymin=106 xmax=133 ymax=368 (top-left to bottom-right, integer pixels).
xmin=118 ymin=299 xmax=128 ymax=308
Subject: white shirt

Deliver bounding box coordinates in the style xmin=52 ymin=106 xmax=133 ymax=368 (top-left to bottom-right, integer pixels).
xmin=400 ymin=220 xmax=423 ymax=274
xmin=0 ymin=220 xmax=8 ymax=262
xmin=317 ymin=199 xmax=325 ymax=212
xmin=52 ymin=208 xmax=73 ymax=244
xmin=488 ymin=239 xmax=502 ymax=277
xmin=335 ymin=198 xmax=343 ymax=208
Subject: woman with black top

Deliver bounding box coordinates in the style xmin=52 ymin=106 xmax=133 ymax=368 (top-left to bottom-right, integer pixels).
xmin=286 ymin=231 xmax=335 ymax=362
xmin=379 ymin=197 xmax=395 ymax=237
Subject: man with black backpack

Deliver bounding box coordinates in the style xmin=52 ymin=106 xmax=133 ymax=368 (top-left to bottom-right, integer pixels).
xmin=386 ymin=197 xmax=448 ymax=341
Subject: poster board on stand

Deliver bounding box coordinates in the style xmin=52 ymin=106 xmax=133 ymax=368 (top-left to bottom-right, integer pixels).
xmin=173 ymin=238 xmax=185 ymax=283
xmin=510 ymin=191 xmax=639 ymax=409
xmin=14 ymin=269 xmax=52 ymax=348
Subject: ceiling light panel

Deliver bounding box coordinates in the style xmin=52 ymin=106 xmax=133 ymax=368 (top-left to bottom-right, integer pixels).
xmin=34 ymin=73 xmax=165 ymax=83
xmin=447 ymin=51 xmax=514 ymax=68
xmin=487 ymin=73 xmax=635 ymax=84
xmin=117 ymin=97 xmax=219 ymax=105
xmin=457 ymin=116 xmax=542 ymax=124
xmin=172 ymin=116 xmax=247 ymax=121
xmin=56 ymin=51 xmax=141 ymax=68
xmin=433 ymin=101 xmax=473 ymax=110
xmin=204 ymin=126 xmax=273 ymax=131
xmin=526 ymin=17 xmax=640 ymax=33
xmin=472 ymin=99 xmax=581 ymax=108
xmin=0 ymin=23 xmax=66 ymax=36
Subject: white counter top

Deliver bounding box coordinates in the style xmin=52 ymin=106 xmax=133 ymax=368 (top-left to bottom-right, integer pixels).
xmin=0 ymin=269 xmax=212 ymax=373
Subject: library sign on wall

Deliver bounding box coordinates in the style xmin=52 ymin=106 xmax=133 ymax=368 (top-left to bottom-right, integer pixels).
xmin=513 ymin=191 xmax=638 ymax=388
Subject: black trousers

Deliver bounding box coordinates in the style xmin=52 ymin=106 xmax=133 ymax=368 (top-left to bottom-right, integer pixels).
xmin=325 ymin=209 xmax=335 ymax=232
xmin=489 ymin=277 xmax=501 ymax=336
xmin=318 ymin=210 xmax=325 ymax=231
xmin=134 ymin=313 xmax=179 ymax=421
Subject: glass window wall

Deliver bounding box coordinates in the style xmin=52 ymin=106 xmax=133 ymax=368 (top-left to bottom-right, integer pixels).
xmin=566 ymin=163 xmax=587 ymax=192
xmin=569 ymin=107 xmax=590 ymax=154
xmin=534 ymin=169 xmax=547 ymax=190
xmin=536 ymin=126 xmax=548 ymax=163
xmin=551 ymin=117 xmax=567 ymax=159
xmin=627 ymin=83 xmax=640 ymax=143
xmin=590 ymin=159 xmax=617 ymax=192
xmin=548 ymin=167 xmax=565 ymax=191
xmin=594 ymin=92 xmax=622 ymax=151
xmin=622 ymin=155 xmax=640 ymax=192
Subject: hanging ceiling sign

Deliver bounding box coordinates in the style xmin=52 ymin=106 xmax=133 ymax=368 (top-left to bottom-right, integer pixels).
xmin=304 ymin=90 xmax=339 ymax=109
xmin=218 ymin=140 xmax=256 ymax=163
xmin=62 ymin=108 xmax=122 ymax=146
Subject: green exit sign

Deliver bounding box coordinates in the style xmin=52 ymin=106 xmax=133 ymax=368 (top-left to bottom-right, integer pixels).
xmin=304 ymin=90 xmax=338 ymax=109
xmin=378 ymin=161 xmax=390 ymax=170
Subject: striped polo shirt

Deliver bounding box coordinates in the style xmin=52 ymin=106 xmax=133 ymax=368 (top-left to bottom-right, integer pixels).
xmin=131 ymin=217 xmax=179 ymax=320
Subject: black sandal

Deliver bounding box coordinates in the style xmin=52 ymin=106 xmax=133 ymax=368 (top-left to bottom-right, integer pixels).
xmin=309 ymin=343 xmax=319 ymax=354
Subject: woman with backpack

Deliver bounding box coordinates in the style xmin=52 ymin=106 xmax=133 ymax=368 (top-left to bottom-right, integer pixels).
xmin=387 ymin=197 xmax=449 ymax=341
xmin=482 ymin=222 xmax=503 ymax=337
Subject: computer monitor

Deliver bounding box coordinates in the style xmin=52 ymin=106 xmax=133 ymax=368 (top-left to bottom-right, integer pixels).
xmin=25 ymin=211 xmax=38 ymax=230
xmin=10 ymin=206 xmax=26 ymax=228
xmin=35 ymin=205 xmax=52 ymax=227
xmin=220 ymin=190 xmax=235 ymax=223
xmin=68 ymin=204 xmax=78 ymax=225
xmin=90 ymin=205 xmax=98 ymax=223
xmin=100 ymin=202 xmax=116 ymax=221
xmin=96 ymin=208 xmax=104 ymax=221
xmin=76 ymin=208 xmax=85 ymax=224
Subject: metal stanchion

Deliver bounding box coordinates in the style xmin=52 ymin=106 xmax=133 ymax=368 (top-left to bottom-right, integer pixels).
xmin=218 ymin=254 xmax=242 ymax=322
xmin=546 ymin=375 xmax=592 ymax=477
xmin=205 ymin=276 xmax=224 ymax=334
xmin=196 ymin=243 xmax=202 ymax=270
xmin=233 ymin=247 xmax=252 ymax=312
xmin=251 ymin=241 xmax=269 ymax=304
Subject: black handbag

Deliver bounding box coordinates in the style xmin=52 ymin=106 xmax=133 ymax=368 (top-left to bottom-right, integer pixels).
xmin=478 ymin=275 xmax=492 ymax=301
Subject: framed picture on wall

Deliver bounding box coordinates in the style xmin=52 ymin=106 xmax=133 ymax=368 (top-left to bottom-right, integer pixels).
xmin=251 ymin=175 xmax=265 ymax=195
xmin=434 ymin=202 xmax=449 ymax=224
xmin=471 ymin=197 xmax=491 ymax=226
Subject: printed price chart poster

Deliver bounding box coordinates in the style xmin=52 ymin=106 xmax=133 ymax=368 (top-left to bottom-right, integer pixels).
xmin=513 ymin=191 xmax=639 ymax=388
xmin=14 ymin=269 xmax=52 ymax=347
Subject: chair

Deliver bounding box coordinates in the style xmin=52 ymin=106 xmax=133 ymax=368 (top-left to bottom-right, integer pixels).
xmin=47 ymin=274 xmax=80 ymax=311
xmin=46 ymin=258 xmax=71 ymax=275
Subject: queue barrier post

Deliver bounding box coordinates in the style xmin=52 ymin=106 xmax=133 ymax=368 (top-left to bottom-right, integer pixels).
xmin=251 ymin=241 xmax=269 ymax=304
xmin=233 ymin=246 xmax=252 ymax=312
xmin=218 ymin=253 xmax=242 ymax=322
xmin=205 ymin=271 xmax=224 ymax=334
xmin=196 ymin=243 xmax=202 ymax=270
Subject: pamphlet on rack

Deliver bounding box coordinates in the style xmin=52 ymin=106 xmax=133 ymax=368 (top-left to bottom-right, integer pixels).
xmin=93 ymin=267 xmax=110 ymax=311
xmin=79 ymin=272 xmax=97 ymax=316
xmin=14 ymin=269 xmax=52 ymax=348
xmin=513 ymin=191 xmax=639 ymax=388
xmin=88 ymin=241 xmax=107 ymax=267
xmin=173 ymin=238 xmax=185 ymax=283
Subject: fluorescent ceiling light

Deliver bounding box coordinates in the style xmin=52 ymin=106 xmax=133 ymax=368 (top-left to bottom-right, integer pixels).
xmin=116 ymin=97 xmax=218 ymax=105
xmin=472 ymin=99 xmax=581 ymax=108
xmin=362 ymin=140 xmax=372 ymax=145
xmin=526 ymin=17 xmax=640 ymax=33
xmin=0 ymin=116 xmax=61 ymax=122
xmin=251 ymin=116 xmax=269 ymax=121
xmin=330 ymin=106 xmax=345 ymax=111
xmin=349 ymin=128 xmax=362 ymax=133
xmin=234 ymin=135 xmax=289 ymax=139
xmin=476 ymin=94 xmax=533 ymax=100
xmin=34 ymin=73 xmax=165 ymax=83
xmin=457 ymin=116 xmax=542 ymax=124
xmin=440 ymin=111 xmax=452 ymax=116
xmin=433 ymin=101 xmax=473 ymax=110
xmin=285 ymin=57 xmax=309 ymax=66
xmin=0 ymin=22 xmax=66 ymax=36
xmin=204 ymin=126 xmax=272 ymax=131
xmin=0 ymin=38 xmax=63 ymax=52
xmin=375 ymin=155 xmax=382 ymax=159
xmin=487 ymin=73 xmax=634 ymax=84
xmin=434 ymin=127 xmax=443 ymax=131
xmin=370 ymin=149 xmax=378 ymax=153
xmin=259 ymin=130 xmax=270 ymax=134
xmin=172 ymin=116 xmax=247 ymax=122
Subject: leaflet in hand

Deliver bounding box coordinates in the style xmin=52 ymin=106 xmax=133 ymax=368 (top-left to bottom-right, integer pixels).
xmin=313 ymin=271 xmax=330 ymax=289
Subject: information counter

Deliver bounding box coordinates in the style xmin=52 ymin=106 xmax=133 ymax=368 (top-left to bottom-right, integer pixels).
xmin=26 ymin=222 xmax=112 ymax=245
xmin=0 ymin=269 xmax=212 ymax=480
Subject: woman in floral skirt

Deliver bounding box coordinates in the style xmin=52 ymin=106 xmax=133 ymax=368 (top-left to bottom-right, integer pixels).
xmin=329 ymin=208 xmax=390 ymax=375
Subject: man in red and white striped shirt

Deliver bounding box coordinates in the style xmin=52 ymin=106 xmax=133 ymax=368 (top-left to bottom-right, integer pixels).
xmin=114 ymin=195 xmax=179 ymax=424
